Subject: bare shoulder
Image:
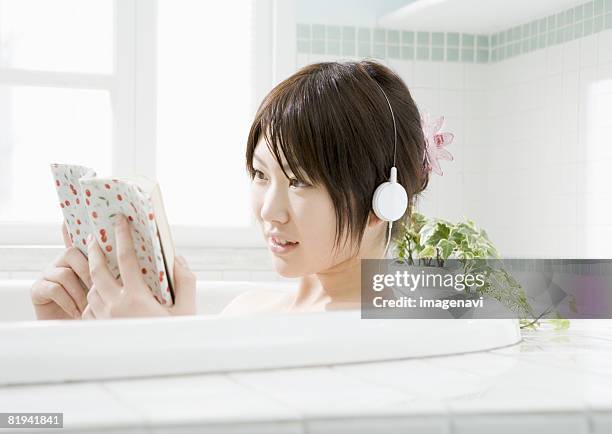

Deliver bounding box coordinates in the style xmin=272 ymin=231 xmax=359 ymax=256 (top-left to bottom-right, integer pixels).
xmin=220 ymin=289 xmax=293 ymax=316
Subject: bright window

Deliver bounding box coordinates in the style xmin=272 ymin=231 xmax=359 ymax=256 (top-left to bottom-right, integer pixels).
xmin=0 ymin=86 xmax=112 ymax=223
xmin=157 ymin=0 xmax=255 ymax=227
xmin=0 ymin=0 xmax=269 ymax=246
xmin=0 ymin=0 xmax=113 ymax=73
xmin=0 ymin=0 xmax=114 ymax=227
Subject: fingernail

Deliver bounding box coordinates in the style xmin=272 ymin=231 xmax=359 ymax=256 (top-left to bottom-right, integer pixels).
xmin=176 ymin=255 xmax=187 ymax=267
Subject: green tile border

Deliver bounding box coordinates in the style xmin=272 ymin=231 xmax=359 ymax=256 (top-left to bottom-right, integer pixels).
xmin=296 ymin=0 xmax=612 ymax=63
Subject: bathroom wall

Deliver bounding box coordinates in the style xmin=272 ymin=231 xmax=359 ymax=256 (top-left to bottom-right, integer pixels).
xmin=295 ymin=0 xmax=612 ymax=259
xmin=2 ymin=1 xmax=610 ymax=281
xmin=0 ymin=246 xmax=293 ymax=282
xmin=473 ymin=31 xmax=612 ymax=258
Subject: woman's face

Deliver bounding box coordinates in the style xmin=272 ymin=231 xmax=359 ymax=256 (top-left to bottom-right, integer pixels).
xmin=250 ymin=138 xmax=353 ymax=277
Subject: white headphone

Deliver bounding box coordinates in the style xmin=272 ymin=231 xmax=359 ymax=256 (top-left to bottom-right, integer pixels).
xmin=370 ymin=80 xmax=408 ymax=256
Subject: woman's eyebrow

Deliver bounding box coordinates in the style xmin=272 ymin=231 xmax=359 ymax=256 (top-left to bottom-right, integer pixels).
xmin=253 ymin=154 xmax=292 ymax=173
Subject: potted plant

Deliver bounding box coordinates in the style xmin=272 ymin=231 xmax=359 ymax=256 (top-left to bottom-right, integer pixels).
xmin=393 ymin=212 xmax=570 ymax=330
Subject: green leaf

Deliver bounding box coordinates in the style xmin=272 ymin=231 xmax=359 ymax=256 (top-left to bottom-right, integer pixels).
xmin=549 ymin=318 xmax=571 ymax=330
xmin=437 ymin=239 xmax=456 ymax=259
xmin=420 ymin=221 xmax=451 ymax=248
xmin=418 ymin=221 xmax=437 ymax=245
xmin=418 ymin=245 xmax=436 ymax=258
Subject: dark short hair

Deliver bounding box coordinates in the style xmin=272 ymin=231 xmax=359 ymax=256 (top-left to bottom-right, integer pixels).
xmin=246 ymin=60 xmax=429 ymax=256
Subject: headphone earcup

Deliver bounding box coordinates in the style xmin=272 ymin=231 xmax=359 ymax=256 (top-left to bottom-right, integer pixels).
xmin=372 ymin=181 xmax=408 ymax=222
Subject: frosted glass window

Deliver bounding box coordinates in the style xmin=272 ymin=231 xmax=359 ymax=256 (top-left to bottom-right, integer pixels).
xmin=157 ymin=0 xmax=255 ymax=227
xmin=0 ymin=0 xmax=113 ymax=73
xmin=0 ymin=86 xmax=112 ymax=223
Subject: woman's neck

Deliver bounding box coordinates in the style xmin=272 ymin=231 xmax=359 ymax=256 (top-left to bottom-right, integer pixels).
xmin=315 ymin=256 xmax=362 ymax=302
xmin=292 ymin=240 xmax=386 ymax=310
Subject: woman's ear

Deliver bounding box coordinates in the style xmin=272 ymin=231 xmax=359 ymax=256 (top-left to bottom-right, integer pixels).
xmin=367 ymin=210 xmax=385 ymax=228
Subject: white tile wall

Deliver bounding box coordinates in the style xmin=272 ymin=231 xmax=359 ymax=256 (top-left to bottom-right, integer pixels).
xmin=101 ymin=375 xmax=302 ymax=429
xmin=0 ymin=246 xmax=293 ymax=282
xmin=300 ymin=29 xmax=612 ymax=259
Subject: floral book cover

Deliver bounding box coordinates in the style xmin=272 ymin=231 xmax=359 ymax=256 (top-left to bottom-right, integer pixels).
xmin=50 ymin=163 xmax=174 ymax=306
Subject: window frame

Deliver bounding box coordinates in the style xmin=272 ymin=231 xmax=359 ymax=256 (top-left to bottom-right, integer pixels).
xmin=0 ymin=0 xmax=296 ymax=249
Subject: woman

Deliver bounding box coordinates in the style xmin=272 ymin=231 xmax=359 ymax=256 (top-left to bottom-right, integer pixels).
xmin=30 ymin=60 xmax=429 ymax=319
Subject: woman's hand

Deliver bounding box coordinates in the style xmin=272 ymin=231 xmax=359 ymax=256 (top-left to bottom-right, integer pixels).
xmin=82 ymin=214 xmax=196 ymax=319
xmin=30 ymin=222 xmax=92 ymax=320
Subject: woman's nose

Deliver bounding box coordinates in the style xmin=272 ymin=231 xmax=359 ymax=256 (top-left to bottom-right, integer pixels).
xmin=260 ymin=182 xmax=290 ymax=225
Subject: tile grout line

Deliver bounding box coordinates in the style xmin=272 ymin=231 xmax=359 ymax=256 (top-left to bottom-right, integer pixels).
xmin=223 ymin=373 xmax=307 ymax=432
xmin=297 ymin=0 xmax=612 ymax=64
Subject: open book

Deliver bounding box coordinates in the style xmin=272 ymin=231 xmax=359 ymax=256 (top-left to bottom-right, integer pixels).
xmin=50 ymin=163 xmax=175 ymax=306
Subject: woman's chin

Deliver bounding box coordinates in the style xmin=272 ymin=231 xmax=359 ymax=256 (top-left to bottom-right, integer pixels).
xmin=271 ymin=258 xmax=304 ymax=278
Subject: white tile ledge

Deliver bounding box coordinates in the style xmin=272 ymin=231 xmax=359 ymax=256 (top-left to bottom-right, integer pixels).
xmin=0 ymin=245 xmax=273 ymax=274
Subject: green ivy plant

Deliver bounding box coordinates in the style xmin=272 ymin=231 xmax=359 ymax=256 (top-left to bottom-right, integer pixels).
xmin=394 ymin=212 xmax=570 ymax=330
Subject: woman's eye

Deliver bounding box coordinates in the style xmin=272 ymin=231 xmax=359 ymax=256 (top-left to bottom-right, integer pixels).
xmin=289 ymin=178 xmax=310 ymax=189
xmin=253 ymin=169 xmax=266 ymax=181
xmin=252 ymin=170 xmax=308 ymax=188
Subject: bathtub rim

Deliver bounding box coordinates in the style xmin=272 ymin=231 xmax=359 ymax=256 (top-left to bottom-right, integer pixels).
xmin=0 ymin=309 xmax=522 ymax=386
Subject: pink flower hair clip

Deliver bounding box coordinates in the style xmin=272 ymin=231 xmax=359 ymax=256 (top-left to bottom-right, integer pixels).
xmin=420 ymin=112 xmax=454 ymax=176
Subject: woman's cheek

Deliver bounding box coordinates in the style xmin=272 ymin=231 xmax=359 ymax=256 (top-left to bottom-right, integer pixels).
xmin=293 ymin=196 xmax=337 ymax=259
xmin=250 ymin=187 xmax=264 ymax=223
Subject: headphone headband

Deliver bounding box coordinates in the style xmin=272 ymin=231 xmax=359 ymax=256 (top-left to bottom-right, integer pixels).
xmin=371 ymin=80 xmax=398 ymax=167
xmin=370 ymin=77 xmax=408 ymax=258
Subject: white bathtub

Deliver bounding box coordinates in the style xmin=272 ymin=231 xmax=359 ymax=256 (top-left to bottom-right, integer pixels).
xmin=0 ymin=279 xmax=522 ymax=386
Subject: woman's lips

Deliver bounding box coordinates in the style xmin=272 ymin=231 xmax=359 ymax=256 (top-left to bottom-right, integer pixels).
xmin=268 ymin=236 xmax=299 ymax=255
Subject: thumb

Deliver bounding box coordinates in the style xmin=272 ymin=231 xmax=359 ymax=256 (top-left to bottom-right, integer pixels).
xmin=61 ymin=220 xmax=73 ymax=248
xmin=171 ymin=255 xmax=196 ymax=314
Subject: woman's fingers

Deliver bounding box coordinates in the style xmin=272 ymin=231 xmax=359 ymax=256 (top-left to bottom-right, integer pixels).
xmin=86 ymin=287 xmax=107 ymax=318
xmin=44 ymin=266 xmax=88 ymax=313
xmin=81 ymin=304 xmax=96 ymax=320
xmin=87 ymin=234 xmax=120 ymax=302
xmin=54 ymin=247 xmax=93 ymax=290
xmin=113 ymin=215 xmax=141 ymax=289
xmin=37 ymin=280 xmax=81 ymax=319
xmin=171 ymin=255 xmax=197 ymax=314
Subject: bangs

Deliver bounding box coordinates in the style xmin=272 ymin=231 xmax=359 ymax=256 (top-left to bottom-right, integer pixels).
xmin=246 ymin=73 xmax=329 ymax=187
